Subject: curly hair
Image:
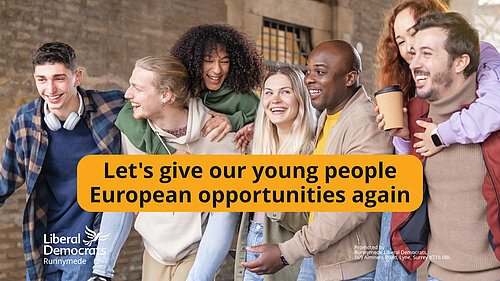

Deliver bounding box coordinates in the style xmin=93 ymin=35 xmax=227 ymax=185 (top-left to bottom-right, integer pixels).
xmin=376 ymin=0 xmax=449 ymax=103
xmin=170 ymin=24 xmax=264 ymax=95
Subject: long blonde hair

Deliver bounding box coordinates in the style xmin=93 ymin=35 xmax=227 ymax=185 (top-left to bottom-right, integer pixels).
xmin=252 ymin=65 xmax=317 ymax=155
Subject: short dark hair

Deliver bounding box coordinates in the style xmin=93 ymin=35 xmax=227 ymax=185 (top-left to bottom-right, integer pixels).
xmin=32 ymin=42 xmax=78 ymax=72
xmin=413 ymin=12 xmax=479 ymax=77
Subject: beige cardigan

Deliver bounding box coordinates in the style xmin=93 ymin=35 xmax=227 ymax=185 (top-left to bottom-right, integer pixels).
xmin=279 ymin=86 xmax=394 ymax=280
xmin=122 ymin=97 xmax=242 ymax=265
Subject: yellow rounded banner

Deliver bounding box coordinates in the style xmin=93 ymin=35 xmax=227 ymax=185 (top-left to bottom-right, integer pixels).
xmin=77 ymin=154 xmax=423 ymax=212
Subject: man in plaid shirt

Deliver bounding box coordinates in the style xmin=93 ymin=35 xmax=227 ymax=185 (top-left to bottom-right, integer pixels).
xmin=0 ymin=42 xmax=125 ymax=281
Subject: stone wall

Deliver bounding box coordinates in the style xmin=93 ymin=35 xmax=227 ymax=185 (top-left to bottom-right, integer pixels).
xmin=334 ymin=0 xmax=399 ymax=96
xmin=0 ymin=0 xmax=399 ymax=280
xmin=0 ymin=0 xmax=225 ymax=280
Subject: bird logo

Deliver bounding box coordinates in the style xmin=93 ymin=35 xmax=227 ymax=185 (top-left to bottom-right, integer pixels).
xmin=83 ymin=226 xmax=110 ymax=246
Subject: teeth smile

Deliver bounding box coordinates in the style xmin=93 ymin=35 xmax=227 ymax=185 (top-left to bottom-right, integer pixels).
xmin=309 ymin=90 xmax=321 ymax=97
xmin=271 ymin=107 xmax=286 ymax=113
xmin=415 ymin=74 xmax=428 ymax=82
xmin=208 ymin=75 xmax=220 ymax=81
xmin=46 ymin=94 xmax=62 ymax=100
xmin=131 ymin=102 xmax=140 ymax=107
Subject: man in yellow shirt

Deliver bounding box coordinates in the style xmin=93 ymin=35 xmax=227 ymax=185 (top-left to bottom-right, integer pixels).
xmin=242 ymin=40 xmax=393 ymax=281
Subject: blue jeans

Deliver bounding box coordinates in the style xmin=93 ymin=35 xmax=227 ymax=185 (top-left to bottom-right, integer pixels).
xmin=244 ymin=221 xmax=265 ymax=281
xmin=92 ymin=212 xmax=134 ymax=278
xmin=186 ymin=212 xmax=240 ymax=281
xmin=242 ymin=221 xmax=316 ymax=281
xmin=427 ymin=276 xmax=441 ymax=281
xmin=297 ymin=257 xmax=316 ymax=281
xmin=345 ymin=270 xmax=376 ymax=281
xmin=374 ymin=212 xmax=416 ymax=281
xmin=43 ymin=253 xmax=95 ymax=281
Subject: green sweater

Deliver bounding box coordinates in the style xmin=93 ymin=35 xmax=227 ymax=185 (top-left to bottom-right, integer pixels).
xmin=115 ymin=87 xmax=259 ymax=154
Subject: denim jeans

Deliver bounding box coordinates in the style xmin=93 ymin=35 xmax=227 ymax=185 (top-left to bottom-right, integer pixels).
xmin=427 ymin=276 xmax=441 ymax=281
xmin=43 ymin=253 xmax=95 ymax=281
xmin=374 ymin=212 xmax=416 ymax=281
xmin=92 ymin=212 xmax=134 ymax=278
xmin=186 ymin=212 xmax=240 ymax=281
xmin=345 ymin=270 xmax=376 ymax=281
xmin=297 ymin=257 xmax=316 ymax=281
xmin=243 ymin=221 xmax=265 ymax=281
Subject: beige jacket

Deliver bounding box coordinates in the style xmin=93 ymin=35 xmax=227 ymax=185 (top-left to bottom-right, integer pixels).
xmin=234 ymin=212 xmax=309 ymax=281
xmin=122 ymin=97 xmax=242 ymax=265
xmin=279 ymin=86 xmax=393 ymax=280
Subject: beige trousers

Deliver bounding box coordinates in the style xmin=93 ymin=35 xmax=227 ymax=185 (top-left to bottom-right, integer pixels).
xmin=141 ymin=250 xmax=196 ymax=281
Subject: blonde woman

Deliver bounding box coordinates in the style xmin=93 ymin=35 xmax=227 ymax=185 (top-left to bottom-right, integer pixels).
xmin=235 ymin=65 xmax=317 ymax=281
xmin=185 ymin=65 xmax=317 ymax=281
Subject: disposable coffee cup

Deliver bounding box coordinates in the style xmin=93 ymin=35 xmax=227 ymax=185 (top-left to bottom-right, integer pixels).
xmin=374 ymin=84 xmax=404 ymax=131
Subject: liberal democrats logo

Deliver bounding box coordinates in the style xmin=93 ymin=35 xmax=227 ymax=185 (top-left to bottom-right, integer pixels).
xmin=43 ymin=226 xmax=109 ymax=256
xmin=83 ymin=226 xmax=110 ymax=246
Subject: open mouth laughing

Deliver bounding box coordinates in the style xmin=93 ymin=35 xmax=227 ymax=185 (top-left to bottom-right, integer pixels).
xmin=270 ymin=106 xmax=288 ymax=114
xmin=44 ymin=94 xmax=63 ymax=103
xmin=308 ymin=89 xmax=321 ymax=99
xmin=413 ymin=70 xmax=430 ymax=87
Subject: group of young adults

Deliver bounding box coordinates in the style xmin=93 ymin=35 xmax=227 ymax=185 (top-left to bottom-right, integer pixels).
xmin=1 ymin=0 xmax=500 ymax=281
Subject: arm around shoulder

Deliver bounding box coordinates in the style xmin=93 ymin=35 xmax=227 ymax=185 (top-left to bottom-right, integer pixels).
xmin=438 ymin=42 xmax=500 ymax=145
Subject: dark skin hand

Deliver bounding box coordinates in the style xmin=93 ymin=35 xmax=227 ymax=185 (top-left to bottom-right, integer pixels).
xmin=241 ymin=244 xmax=285 ymax=275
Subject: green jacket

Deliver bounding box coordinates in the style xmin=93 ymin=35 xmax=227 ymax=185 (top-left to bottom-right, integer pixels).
xmin=115 ymin=87 xmax=259 ymax=154
xmin=234 ymin=212 xmax=309 ymax=281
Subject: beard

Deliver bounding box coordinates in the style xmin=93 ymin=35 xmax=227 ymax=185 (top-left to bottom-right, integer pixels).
xmin=416 ymin=69 xmax=453 ymax=101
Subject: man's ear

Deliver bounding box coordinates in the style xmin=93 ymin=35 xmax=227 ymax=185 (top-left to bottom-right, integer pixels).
xmin=454 ymin=54 xmax=470 ymax=74
xmin=162 ymin=89 xmax=174 ymax=105
xmin=346 ymin=71 xmax=358 ymax=87
xmin=74 ymin=69 xmax=83 ymax=87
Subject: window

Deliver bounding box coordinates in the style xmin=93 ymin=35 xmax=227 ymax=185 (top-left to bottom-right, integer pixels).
xmin=258 ymin=18 xmax=313 ymax=70
xmin=475 ymin=1 xmax=500 ymax=48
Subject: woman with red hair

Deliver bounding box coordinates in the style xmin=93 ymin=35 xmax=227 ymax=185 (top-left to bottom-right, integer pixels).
xmin=374 ymin=1 xmax=500 ymax=280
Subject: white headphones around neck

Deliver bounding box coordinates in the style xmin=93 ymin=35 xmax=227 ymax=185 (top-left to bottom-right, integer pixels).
xmin=44 ymin=92 xmax=84 ymax=131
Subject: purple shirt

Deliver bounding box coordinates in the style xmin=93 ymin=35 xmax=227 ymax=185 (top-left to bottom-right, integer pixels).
xmin=394 ymin=41 xmax=500 ymax=154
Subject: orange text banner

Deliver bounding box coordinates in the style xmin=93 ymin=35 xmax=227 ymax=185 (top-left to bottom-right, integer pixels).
xmin=77 ymin=154 xmax=423 ymax=212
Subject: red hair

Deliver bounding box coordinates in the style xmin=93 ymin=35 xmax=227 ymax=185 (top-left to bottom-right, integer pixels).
xmin=377 ymin=0 xmax=450 ymax=104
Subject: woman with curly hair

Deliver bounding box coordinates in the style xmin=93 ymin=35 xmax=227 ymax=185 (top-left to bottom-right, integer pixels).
xmin=88 ymin=24 xmax=263 ymax=281
xmin=374 ymin=1 xmax=500 ymax=280
xmin=118 ymin=24 xmax=264 ymax=155
xmin=187 ymin=65 xmax=317 ymax=281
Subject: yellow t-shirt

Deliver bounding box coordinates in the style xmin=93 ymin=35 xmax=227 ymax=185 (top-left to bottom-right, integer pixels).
xmin=310 ymin=110 xmax=342 ymax=223
xmin=313 ymin=111 xmax=342 ymax=155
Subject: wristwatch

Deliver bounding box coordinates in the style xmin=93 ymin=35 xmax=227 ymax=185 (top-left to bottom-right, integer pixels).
xmin=280 ymin=254 xmax=289 ymax=266
xmin=431 ymin=128 xmax=443 ymax=147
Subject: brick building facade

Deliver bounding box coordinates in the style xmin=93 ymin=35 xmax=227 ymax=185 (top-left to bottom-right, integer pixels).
xmin=0 ymin=0 xmax=398 ymax=280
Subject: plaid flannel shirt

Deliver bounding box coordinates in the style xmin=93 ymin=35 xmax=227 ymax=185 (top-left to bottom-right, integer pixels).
xmin=0 ymin=87 xmax=125 ymax=281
